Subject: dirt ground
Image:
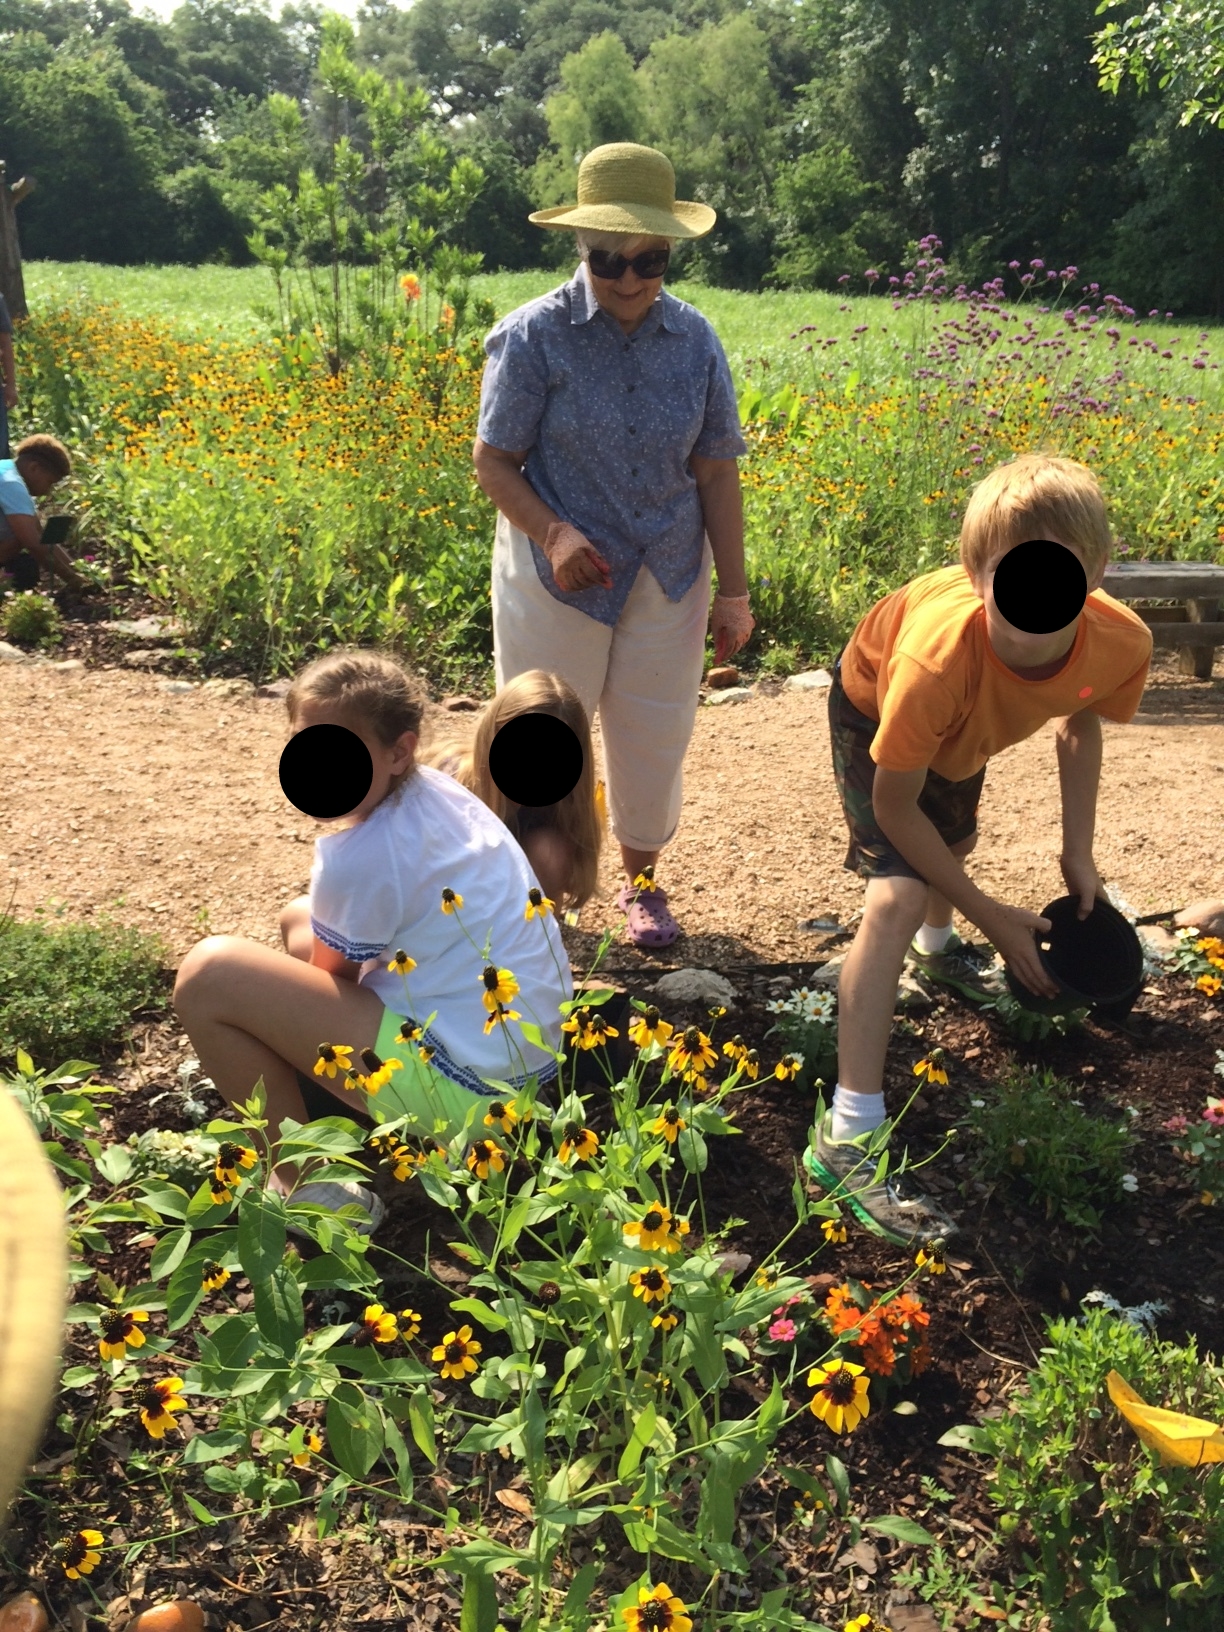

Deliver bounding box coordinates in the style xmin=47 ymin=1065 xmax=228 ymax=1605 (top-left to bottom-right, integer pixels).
xmin=2 ymin=651 xmax=1222 ymax=970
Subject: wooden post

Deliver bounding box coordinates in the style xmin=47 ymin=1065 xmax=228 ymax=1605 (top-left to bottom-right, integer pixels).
xmin=0 ymin=161 xmax=34 ymax=321
xmin=1179 ymin=597 xmax=1220 ymax=679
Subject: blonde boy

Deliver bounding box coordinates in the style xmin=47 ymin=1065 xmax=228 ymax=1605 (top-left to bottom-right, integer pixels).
xmin=806 ymin=454 xmax=1153 ymax=1244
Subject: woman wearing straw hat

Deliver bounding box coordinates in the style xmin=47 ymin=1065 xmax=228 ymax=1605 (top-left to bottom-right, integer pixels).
xmin=473 ymin=142 xmax=753 ymax=947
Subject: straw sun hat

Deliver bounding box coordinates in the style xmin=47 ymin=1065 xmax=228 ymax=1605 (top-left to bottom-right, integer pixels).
xmin=529 ymin=143 xmax=715 ymax=239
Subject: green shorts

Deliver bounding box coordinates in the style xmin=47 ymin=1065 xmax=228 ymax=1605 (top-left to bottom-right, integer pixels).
xmin=359 ymin=1008 xmax=515 ymax=1144
xmin=829 ymin=655 xmax=985 ymax=883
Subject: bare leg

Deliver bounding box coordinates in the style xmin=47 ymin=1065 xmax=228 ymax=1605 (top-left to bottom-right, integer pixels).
xmin=174 ymin=935 xmax=383 ymax=1185
xmin=279 ymin=894 xmax=314 ymax=962
xmin=521 ymin=830 xmax=576 ymax=906
xmin=836 ymin=874 xmax=928 ymax=1097
xmin=621 ymin=843 xmax=660 ymax=885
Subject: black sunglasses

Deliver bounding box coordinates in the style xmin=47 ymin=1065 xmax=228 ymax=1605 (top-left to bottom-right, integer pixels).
xmin=587 ymin=246 xmax=671 ymax=281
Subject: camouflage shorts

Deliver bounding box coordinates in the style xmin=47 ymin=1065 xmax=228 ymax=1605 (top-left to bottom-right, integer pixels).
xmin=829 ymin=656 xmax=985 ymax=882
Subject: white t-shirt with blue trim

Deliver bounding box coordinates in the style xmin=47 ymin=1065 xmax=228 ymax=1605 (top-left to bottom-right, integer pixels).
xmin=309 ymin=766 xmax=569 ymax=1092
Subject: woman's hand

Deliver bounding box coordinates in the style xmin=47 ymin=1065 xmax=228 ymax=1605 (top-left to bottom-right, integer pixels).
xmin=710 ymin=594 xmax=754 ymax=665
xmin=542 ymin=521 xmax=613 ymax=593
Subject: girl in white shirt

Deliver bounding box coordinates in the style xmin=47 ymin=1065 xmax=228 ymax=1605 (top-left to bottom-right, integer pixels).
xmin=174 ymin=649 xmax=570 ymax=1230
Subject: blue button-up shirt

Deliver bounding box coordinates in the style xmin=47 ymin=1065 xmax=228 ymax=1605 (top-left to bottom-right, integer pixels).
xmin=477 ymin=265 xmax=747 ymax=628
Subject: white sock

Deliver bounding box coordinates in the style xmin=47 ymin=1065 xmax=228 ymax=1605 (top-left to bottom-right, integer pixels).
xmin=914 ymin=920 xmax=955 ymax=954
xmin=830 ymin=1084 xmax=887 ymax=1142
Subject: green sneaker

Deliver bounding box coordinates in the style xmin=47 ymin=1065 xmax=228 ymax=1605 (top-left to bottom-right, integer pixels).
xmin=802 ymin=1112 xmax=959 ymax=1248
xmin=906 ymin=932 xmax=1002 ymax=1002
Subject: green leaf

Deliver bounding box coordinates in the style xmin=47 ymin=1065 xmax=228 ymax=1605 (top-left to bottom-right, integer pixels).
xmin=499 ymin=1179 xmax=536 ymax=1254
xmin=381 ymin=1414 xmax=415 ymax=1500
xmin=447 ymin=1297 xmax=508 ymax=1331
xmin=460 ymin=1571 xmax=499 ymax=1632
xmin=150 ymin=1225 xmax=192 ymax=1281
xmin=317 ymin=1474 xmax=350 ymax=1538
xmin=825 ymin=1453 xmax=851 ymax=1514
xmin=254 ymin=1262 xmax=304 ymax=1355
xmin=238 ymin=1189 xmax=287 ymax=1283
xmin=94 ymin=1144 xmax=135 ymax=1184
xmin=409 ymin=1386 xmax=437 ymax=1464
xmin=937 ymin=1423 xmax=993 ymax=1452
xmin=865 ymin=1515 xmax=936 ymax=1546
xmin=167 ymin=1234 xmax=237 ymax=1331
xmin=617 ymin=1403 xmax=656 ymax=1482
xmin=183 ymin=1493 xmax=218 ymax=1525
xmin=758 ymin=1374 xmax=786 ymax=1441
xmin=184 ymin=1428 xmax=249 ymax=1464
xmin=326 ymin=1382 xmax=384 ymax=1478
xmin=455 ymin=1409 xmax=523 ymax=1454
xmin=562 ymin=1561 xmax=599 ymax=1630
xmin=298 ymin=1251 xmax=378 ymax=1291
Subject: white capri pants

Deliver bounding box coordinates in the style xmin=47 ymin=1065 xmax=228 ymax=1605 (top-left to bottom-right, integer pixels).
xmin=492 ymin=512 xmax=712 ymax=853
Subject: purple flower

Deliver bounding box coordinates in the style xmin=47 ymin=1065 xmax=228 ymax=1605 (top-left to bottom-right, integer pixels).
xmin=865 ymin=268 xmax=879 ymax=279
xmin=1008 ymin=259 xmax=1021 ymax=270
xmin=838 ymin=274 xmax=850 ymax=285
xmin=768 ymin=1318 xmax=798 ymax=1343
xmin=1030 ymin=258 xmax=1044 ymax=269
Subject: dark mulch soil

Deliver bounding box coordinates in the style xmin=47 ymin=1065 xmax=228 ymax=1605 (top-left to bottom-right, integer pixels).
xmin=3 ymin=937 xmax=1221 ymax=1631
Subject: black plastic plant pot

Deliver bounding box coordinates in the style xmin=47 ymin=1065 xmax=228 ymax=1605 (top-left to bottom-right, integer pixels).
xmin=1004 ymin=895 xmax=1145 ymax=1018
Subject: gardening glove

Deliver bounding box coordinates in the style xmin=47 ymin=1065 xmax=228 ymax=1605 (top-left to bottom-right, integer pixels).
xmin=541 ymin=521 xmax=613 ymax=593
xmin=710 ymin=593 xmax=754 ymax=665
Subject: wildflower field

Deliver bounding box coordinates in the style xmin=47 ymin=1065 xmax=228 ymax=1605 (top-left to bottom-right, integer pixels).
xmin=14 ymin=241 xmax=1224 ymax=685
xmin=3 ymin=245 xmax=1224 ymax=1630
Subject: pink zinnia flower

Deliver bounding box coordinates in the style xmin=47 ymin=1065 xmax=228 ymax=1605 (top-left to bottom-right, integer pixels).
xmin=768 ymin=1318 xmax=798 ymax=1343
xmin=1204 ymin=1099 xmax=1224 ymax=1127
xmin=1163 ymin=1115 xmax=1190 ymax=1134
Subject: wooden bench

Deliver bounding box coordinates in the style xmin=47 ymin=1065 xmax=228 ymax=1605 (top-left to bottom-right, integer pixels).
xmin=1102 ymin=561 xmax=1224 ymax=679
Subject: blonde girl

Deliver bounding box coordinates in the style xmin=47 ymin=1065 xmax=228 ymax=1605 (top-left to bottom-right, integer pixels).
xmin=174 ymin=649 xmax=570 ymax=1231
xmin=426 ymin=669 xmax=603 ymax=912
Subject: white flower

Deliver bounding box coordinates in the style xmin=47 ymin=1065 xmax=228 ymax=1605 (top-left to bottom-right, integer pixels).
xmin=1214 ymin=1048 xmax=1224 ymax=1081
xmin=970 ymin=1098 xmax=985 ymax=1108
xmin=765 ymin=999 xmax=789 ymax=1015
xmin=1120 ymin=1173 xmax=1139 ymax=1192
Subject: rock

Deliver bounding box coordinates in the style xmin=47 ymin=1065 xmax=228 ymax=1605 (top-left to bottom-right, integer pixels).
xmin=125 ymin=1604 xmax=204 ymax=1632
xmin=811 ymin=953 xmax=933 ymax=1009
xmin=199 ymin=677 xmax=254 ymax=699
xmin=122 ymin=649 xmax=174 ymax=670
xmin=0 ymin=1593 xmax=49 ymax=1632
xmin=784 ymin=668 xmax=833 ymax=691
xmin=652 ymin=968 xmax=737 ymax=1009
xmin=1139 ymin=924 xmax=1178 ymax=956
xmin=0 ymin=640 xmax=30 ymax=661
xmin=159 ymin=680 xmax=197 ymax=694
xmin=101 ymin=616 xmax=185 ymax=644
xmin=705 ymin=664 xmax=740 ymax=689
xmin=441 ymin=694 xmax=481 ymax=711
xmin=50 ymin=658 xmax=84 ymax=671
xmin=255 ymin=678 xmax=292 ymax=699
xmin=704 ymin=686 xmax=753 ymax=706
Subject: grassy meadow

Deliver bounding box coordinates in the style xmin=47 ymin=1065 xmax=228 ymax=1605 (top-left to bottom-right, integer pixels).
xmin=13 ymin=258 xmax=1224 ymax=685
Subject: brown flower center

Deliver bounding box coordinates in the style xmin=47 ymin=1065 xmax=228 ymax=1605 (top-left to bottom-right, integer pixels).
xmin=641 ymin=1209 xmax=664 ymax=1233
xmin=638 ymin=1603 xmax=672 ymax=1630
xmin=642 ymin=1269 xmax=665 ymax=1290
xmin=664 ymin=1108 xmax=680 ymax=1125
xmin=528 ymin=888 xmax=543 ymax=905
xmin=538 ymin=1282 xmax=561 ymax=1305
xmin=489 ymin=1102 xmax=506 ymax=1119
xmin=445 ymin=1341 xmax=465 ymax=1363
xmin=482 ymin=965 xmax=500 ymax=990
xmin=821 ymin=1368 xmax=859 ymax=1405
xmin=682 ymin=1027 xmax=702 ymax=1050
xmin=101 ymin=1312 xmax=131 ymax=1342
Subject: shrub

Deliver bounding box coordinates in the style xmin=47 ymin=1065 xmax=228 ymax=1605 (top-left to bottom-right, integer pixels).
xmin=965 ymin=1066 xmax=1133 ymax=1232
xmin=0 ymin=911 xmax=167 ymax=1066
xmin=1 ymin=589 xmax=61 ymax=648
xmin=980 ymin=1308 xmax=1224 ymax=1630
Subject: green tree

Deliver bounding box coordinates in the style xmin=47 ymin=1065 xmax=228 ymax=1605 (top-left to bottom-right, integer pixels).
xmin=1094 ymin=0 xmax=1224 ymax=128
xmin=531 ymin=29 xmax=645 ymax=211
xmin=168 ymin=0 xmax=319 ymax=104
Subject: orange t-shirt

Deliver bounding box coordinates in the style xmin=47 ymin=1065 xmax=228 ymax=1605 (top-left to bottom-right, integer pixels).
xmin=840 ymin=565 xmax=1152 ymax=781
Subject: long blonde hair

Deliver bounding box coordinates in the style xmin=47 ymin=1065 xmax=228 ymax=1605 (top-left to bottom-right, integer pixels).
xmin=427 ymin=671 xmax=602 ymax=907
xmin=286 ymin=648 xmax=427 ymax=802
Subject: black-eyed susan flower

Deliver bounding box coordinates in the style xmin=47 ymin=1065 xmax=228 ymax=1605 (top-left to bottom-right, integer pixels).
xmin=60 ymin=1528 xmax=104 ymax=1579
xmin=621 ymin=1581 xmax=691 ymax=1632
xmin=650 ymin=1106 xmax=686 ymax=1144
xmin=418 ymin=1044 xmax=436 ymax=1064
xmin=484 ymin=1100 xmax=519 ymax=1134
xmin=742 ymin=1049 xmax=760 ymax=1081
xmin=629 ymin=1266 xmax=672 ymax=1304
xmin=342 ymin=1070 xmax=369 ymax=1094
xmin=481 ymin=965 xmax=520 ymax=1012
xmin=432 ymin=1324 xmax=481 ymax=1379
xmin=821 ymin=1217 xmax=848 ymax=1245
xmin=722 ymin=1035 xmax=748 ymax=1062
xmin=201 ymin=1261 xmax=230 ymax=1292
xmin=314 ymin=1042 xmax=354 ymax=1079
xmin=293 ymin=1428 xmax=323 ymax=1467
xmin=668 ymin=1026 xmax=716 ymax=1080
xmin=441 ymin=888 xmax=464 ymax=914
xmin=467 ymin=1139 xmax=506 ymax=1180
xmin=916 ymin=1239 xmax=947 ymax=1274
xmin=483 ymin=1001 xmax=522 ymax=1034
xmin=525 ymin=888 xmax=555 ymax=920
xmin=632 ymin=866 xmax=659 ymax=894
xmin=209 ymin=1176 xmax=234 ymax=1205
xmin=138 ymin=1376 xmax=189 ymax=1439
xmin=387 ymin=949 xmax=417 ymax=975
xmin=913 ymin=1049 xmax=949 ymax=1086
xmin=755 ymin=1265 xmax=778 ymax=1289
xmin=557 ymin=1123 xmax=599 ymax=1163
xmin=774 ymin=1053 xmax=803 ymax=1082
xmin=358 ymin=1304 xmax=399 ymax=1345
xmin=396 ymin=1017 xmax=423 ymax=1043
xmin=359 ymin=1049 xmax=402 ymax=1093
xmin=652 ymin=1309 xmax=679 ymax=1332
xmin=98 ymin=1308 xmax=149 ymax=1362
xmin=399 ymin=1308 xmax=422 ymax=1341
xmin=708 ymin=1004 xmax=727 ymax=1020
xmin=214 ymin=1142 xmax=257 ymax=1186
xmin=624 ymin=1205 xmax=684 ymax=1254
xmin=628 ymin=1006 xmax=674 ymax=1049
xmin=807 ymin=1358 xmax=870 ymax=1434
xmin=561 ymin=1006 xmax=597 ymax=1048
